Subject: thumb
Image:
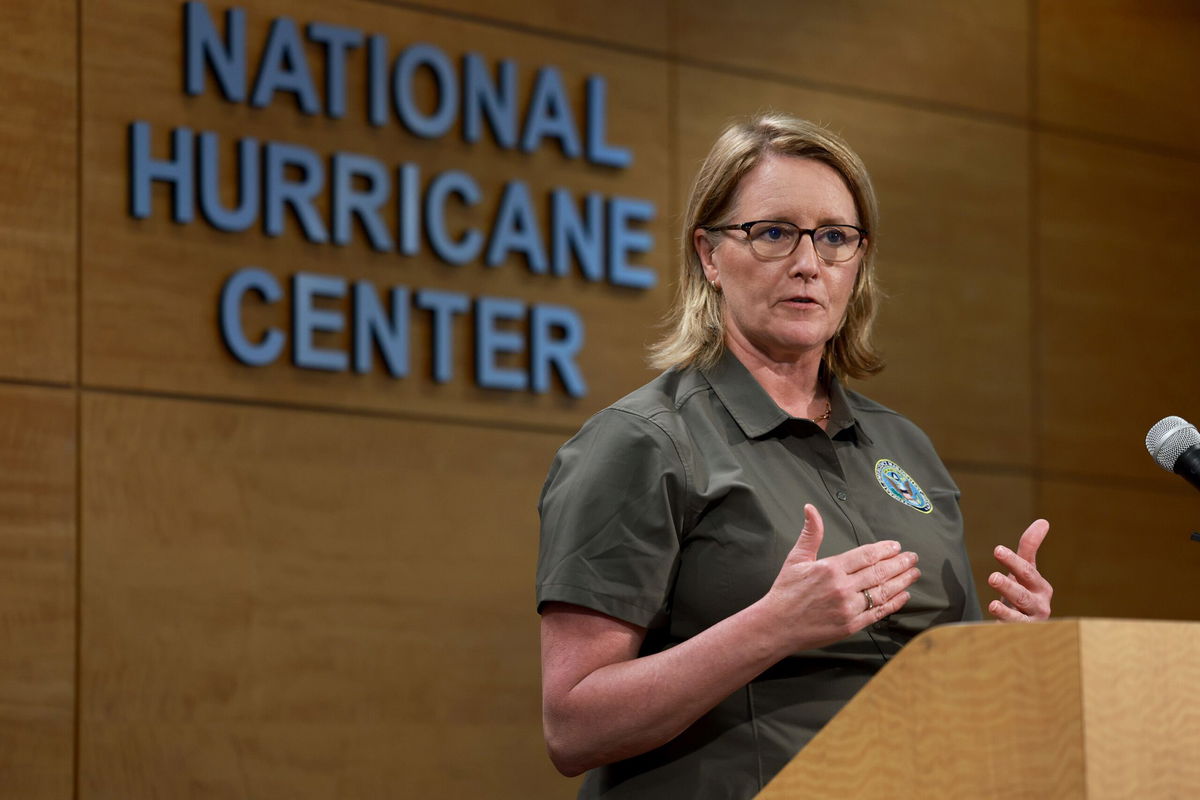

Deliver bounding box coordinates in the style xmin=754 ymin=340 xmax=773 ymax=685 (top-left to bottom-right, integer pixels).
xmin=1016 ymin=519 xmax=1050 ymax=566
xmin=791 ymin=504 xmax=825 ymax=562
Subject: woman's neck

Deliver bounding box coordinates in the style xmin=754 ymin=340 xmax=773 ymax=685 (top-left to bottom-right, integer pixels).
xmin=725 ymin=337 xmax=828 ymax=421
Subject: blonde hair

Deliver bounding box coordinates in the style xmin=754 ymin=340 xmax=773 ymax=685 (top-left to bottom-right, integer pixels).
xmin=648 ymin=113 xmax=884 ymax=380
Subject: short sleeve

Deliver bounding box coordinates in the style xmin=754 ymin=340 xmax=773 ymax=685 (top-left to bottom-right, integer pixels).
xmin=536 ymin=408 xmax=690 ymax=629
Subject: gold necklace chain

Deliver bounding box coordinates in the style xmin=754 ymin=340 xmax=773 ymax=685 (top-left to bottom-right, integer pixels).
xmin=809 ymin=401 xmax=832 ymax=423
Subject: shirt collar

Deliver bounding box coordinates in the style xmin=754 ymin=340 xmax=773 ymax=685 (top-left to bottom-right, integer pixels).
xmin=826 ymin=371 xmax=873 ymax=445
xmin=700 ymin=349 xmax=872 ymax=444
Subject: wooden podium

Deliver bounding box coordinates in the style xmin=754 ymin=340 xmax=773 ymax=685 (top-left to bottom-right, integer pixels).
xmin=755 ymin=619 xmax=1200 ymax=799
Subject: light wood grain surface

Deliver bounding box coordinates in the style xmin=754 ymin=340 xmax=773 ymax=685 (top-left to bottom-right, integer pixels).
xmin=1038 ymin=479 xmax=1200 ymax=620
xmin=79 ymin=390 xmax=572 ymax=797
xmin=1039 ymin=0 xmax=1200 ymax=152
xmin=400 ymin=0 xmax=670 ymax=53
xmin=0 ymin=0 xmax=76 ymax=383
xmin=1037 ymin=133 xmax=1200 ymax=482
xmin=674 ymin=0 xmax=1029 ymax=117
xmin=756 ymin=621 xmax=1089 ymax=799
xmin=1080 ymin=619 xmax=1200 ymax=798
xmin=0 ymin=385 xmax=76 ymax=800
xmin=757 ymin=619 xmax=1200 ymax=798
xmin=955 ymin=470 xmax=1037 ymax=616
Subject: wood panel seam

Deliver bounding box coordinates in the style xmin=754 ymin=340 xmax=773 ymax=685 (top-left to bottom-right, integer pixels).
xmin=341 ymin=0 xmax=1068 ymax=137
xmin=73 ymin=0 xmax=84 ymax=796
xmin=0 ymin=376 xmax=75 ymax=392
xmin=368 ymin=0 xmax=669 ymax=61
xmin=1076 ymin=621 xmax=1091 ymax=800
xmin=1033 ymin=119 xmax=1200 ymax=164
xmin=377 ymin=0 xmax=1200 ymax=162
xmin=946 ymin=458 xmax=1191 ymax=497
xmin=1028 ymin=0 xmax=1044 ymax=518
xmin=671 ymin=54 xmax=1033 ymax=130
xmin=79 ymin=384 xmax=585 ymax=436
xmin=666 ymin=0 xmax=679 ymax=272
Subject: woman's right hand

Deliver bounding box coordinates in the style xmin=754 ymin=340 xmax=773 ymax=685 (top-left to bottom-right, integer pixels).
xmin=541 ymin=505 xmax=920 ymax=776
xmin=761 ymin=504 xmax=920 ymax=651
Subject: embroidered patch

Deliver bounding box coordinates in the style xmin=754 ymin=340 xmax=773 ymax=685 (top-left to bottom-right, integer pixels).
xmin=874 ymin=459 xmax=933 ymax=514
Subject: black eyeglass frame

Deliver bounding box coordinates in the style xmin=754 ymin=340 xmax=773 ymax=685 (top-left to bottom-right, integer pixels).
xmin=700 ymin=220 xmax=869 ymax=263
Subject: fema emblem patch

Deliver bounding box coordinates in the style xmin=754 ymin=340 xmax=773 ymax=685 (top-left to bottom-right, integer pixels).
xmin=874 ymin=459 xmax=933 ymax=514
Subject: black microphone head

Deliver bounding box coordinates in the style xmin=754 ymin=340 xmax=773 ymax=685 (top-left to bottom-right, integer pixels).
xmin=1146 ymin=416 xmax=1200 ymax=472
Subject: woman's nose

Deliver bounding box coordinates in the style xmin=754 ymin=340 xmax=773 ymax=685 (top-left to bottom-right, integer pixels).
xmin=788 ymin=232 xmax=821 ymax=279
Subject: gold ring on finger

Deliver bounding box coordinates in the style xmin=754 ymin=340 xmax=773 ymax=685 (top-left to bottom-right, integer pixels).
xmin=862 ymin=588 xmax=875 ymax=611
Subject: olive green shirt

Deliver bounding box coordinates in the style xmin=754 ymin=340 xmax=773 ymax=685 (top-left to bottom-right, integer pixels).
xmin=537 ymin=351 xmax=981 ymax=799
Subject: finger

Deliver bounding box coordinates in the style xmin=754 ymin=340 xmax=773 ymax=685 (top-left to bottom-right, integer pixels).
xmin=1016 ymin=519 xmax=1050 ymax=566
xmin=874 ymin=566 xmax=921 ymax=604
xmin=789 ymin=504 xmax=825 ymax=563
xmin=987 ymin=598 xmax=1028 ymax=622
xmin=835 ymin=539 xmax=903 ymax=573
xmin=856 ymin=588 xmax=912 ymax=625
xmin=850 ymin=551 xmax=919 ymax=593
xmin=987 ymin=571 xmax=1037 ymax=613
xmin=993 ymin=546 xmax=1051 ymax=593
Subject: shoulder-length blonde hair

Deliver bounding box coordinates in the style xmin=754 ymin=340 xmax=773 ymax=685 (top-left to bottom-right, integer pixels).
xmin=649 ymin=113 xmax=884 ymax=380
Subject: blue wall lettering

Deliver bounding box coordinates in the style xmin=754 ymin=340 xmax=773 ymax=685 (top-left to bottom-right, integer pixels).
xmin=485 ymin=181 xmax=547 ymax=273
xmin=198 ymin=132 xmax=259 ymax=232
xmin=263 ymin=141 xmax=328 ymax=241
xmin=307 ymin=21 xmax=364 ymax=119
xmin=367 ymin=34 xmax=389 ymax=127
xmin=129 ymin=122 xmax=195 ymax=223
xmin=475 ymin=296 xmax=528 ymax=391
xmin=550 ymin=189 xmax=604 ymax=281
xmin=331 ymin=152 xmax=393 ymax=251
xmin=137 ymin=7 xmax=667 ymax=397
xmin=393 ymin=43 xmax=458 ymax=138
xmin=219 ymin=267 xmax=285 ymax=366
xmin=250 ymin=17 xmax=320 ymax=114
xmin=414 ymin=289 xmax=471 ymax=383
xmin=184 ymin=2 xmax=246 ymax=102
xmin=584 ymin=76 xmax=631 ymax=168
xmin=292 ymin=272 xmax=349 ymax=371
xmin=521 ymin=67 xmax=580 ymax=157
xmin=352 ymin=282 xmax=410 ymax=376
xmin=462 ymin=53 xmax=517 ymax=149
xmin=396 ymin=163 xmax=421 ymax=256
xmin=607 ymin=196 xmax=656 ymax=288
xmin=423 ymin=170 xmax=482 ymax=265
xmin=530 ymin=304 xmax=586 ymax=397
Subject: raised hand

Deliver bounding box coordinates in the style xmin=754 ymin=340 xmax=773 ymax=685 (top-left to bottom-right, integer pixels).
xmin=764 ymin=504 xmax=920 ymax=651
xmin=987 ymin=519 xmax=1052 ymax=622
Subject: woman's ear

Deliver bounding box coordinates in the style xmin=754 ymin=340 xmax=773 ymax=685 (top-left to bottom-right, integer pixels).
xmin=694 ymin=228 xmax=720 ymax=286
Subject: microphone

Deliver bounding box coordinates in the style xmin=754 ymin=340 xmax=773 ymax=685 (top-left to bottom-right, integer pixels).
xmin=1145 ymin=416 xmax=1200 ymax=491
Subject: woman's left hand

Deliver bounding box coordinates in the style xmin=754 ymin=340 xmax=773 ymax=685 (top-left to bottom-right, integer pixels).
xmin=986 ymin=519 xmax=1053 ymax=622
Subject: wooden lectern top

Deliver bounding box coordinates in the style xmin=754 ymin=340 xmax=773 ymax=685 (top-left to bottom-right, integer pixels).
xmin=755 ymin=619 xmax=1200 ymax=800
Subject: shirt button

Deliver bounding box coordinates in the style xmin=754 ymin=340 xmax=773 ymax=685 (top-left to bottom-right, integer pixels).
xmin=835 ymin=490 xmax=849 ymax=501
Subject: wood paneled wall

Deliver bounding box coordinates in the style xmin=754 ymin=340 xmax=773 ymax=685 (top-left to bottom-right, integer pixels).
xmin=1 ymin=1 xmax=1197 ymax=797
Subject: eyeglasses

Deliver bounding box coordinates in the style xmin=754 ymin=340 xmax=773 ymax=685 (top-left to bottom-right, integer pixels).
xmin=701 ymin=220 xmax=868 ymax=263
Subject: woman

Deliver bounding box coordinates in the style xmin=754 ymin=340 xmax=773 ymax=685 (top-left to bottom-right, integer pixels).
xmin=536 ymin=114 xmax=1052 ymax=799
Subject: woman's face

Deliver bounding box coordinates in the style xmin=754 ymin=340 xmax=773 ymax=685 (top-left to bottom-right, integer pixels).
xmin=695 ymin=154 xmax=864 ymax=366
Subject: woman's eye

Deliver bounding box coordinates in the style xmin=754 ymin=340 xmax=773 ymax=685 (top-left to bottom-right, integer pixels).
xmin=753 ymin=225 xmax=792 ymax=242
xmin=818 ymin=228 xmax=847 ymax=245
